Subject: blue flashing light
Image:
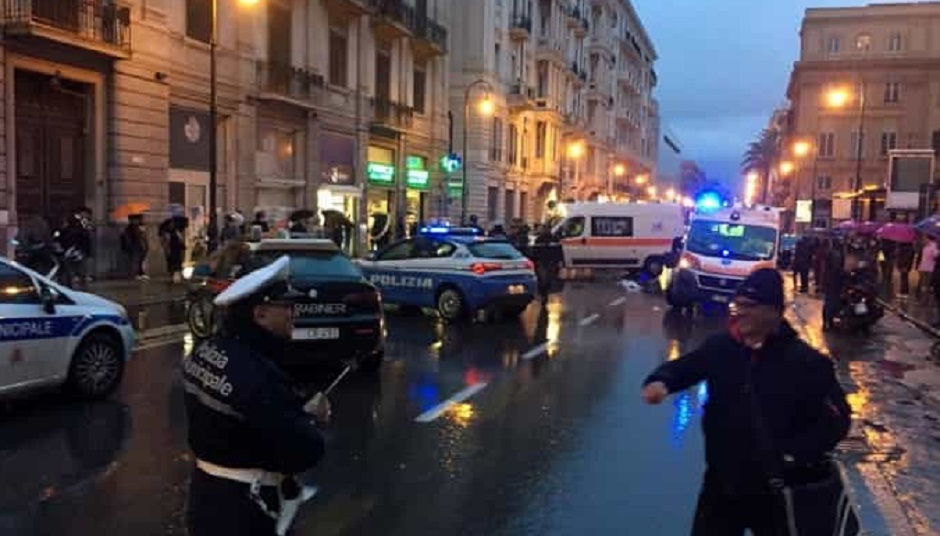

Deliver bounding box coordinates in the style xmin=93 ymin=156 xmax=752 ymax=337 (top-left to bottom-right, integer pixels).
xmin=420 ymin=226 xmax=451 ymax=234
xmin=721 ymin=249 xmax=730 ymax=257
xmin=696 ymin=192 xmax=723 ymax=212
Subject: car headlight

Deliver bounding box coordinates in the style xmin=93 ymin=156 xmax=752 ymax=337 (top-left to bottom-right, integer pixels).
xmin=182 ymin=265 xmax=195 ymax=280
xmin=678 ymin=258 xmax=691 ymax=269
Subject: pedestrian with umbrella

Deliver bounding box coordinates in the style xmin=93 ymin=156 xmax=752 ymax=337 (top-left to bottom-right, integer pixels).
xmin=877 ymin=220 xmax=917 ymax=298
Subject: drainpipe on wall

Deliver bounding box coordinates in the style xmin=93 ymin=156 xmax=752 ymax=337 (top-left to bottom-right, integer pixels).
xmin=355 ymin=16 xmax=367 ymax=257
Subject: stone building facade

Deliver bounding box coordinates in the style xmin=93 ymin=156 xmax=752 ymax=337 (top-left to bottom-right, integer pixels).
xmin=787 ymin=2 xmax=940 ymax=228
xmin=0 ymin=0 xmax=450 ymax=270
xmin=447 ymin=0 xmax=659 ymax=227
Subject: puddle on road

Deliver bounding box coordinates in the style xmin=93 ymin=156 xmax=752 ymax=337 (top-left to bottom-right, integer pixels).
xmin=875 ymin=360 xmax=918 ymax=379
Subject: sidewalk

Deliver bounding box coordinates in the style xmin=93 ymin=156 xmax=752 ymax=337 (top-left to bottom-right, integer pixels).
xmin=81 ymin=277 xmax=187 ymax=306
xmin=787 ymin=291 xmax=940 ymax=535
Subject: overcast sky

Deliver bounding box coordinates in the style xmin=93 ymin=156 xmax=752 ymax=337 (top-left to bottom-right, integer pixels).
xmin=633 ymin=0 xmax=865 ymax=186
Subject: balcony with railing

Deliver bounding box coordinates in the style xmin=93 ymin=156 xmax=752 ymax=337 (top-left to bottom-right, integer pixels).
xmin=369 ymin=0 xmax=414 ymax=40
xmin=324 ymin=0 xmax=371 ymax=18
xmin=509 ymin=14 xmax=531 ymax=41
xmin=371 ymin=96 xmax=413 ymax=130
xmin=508 ymin=84 xmax=536 ymax=111
xmin=565 ymin=6 xmax=580 ymax=28
xmin=257 ymin=61 xmax=325 ymax=106
xmin=574 ymin=16 xmax=588 ymax=38
xmin=2 ymin=0 xmax=131 ymax=58
xmin=412 ymin=17 xmax=447 ymax=57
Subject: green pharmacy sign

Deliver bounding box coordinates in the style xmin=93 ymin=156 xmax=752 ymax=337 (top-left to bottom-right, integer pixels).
xmin=367 ymin=162 xmax=395 ymax=185
xmin=406 ymin=156 xmax=430 ymax=190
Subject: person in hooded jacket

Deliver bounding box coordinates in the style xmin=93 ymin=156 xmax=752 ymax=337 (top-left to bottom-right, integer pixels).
xmin=642 ymin=268 xmax=851 ymax=536
xmin=182 ymin=256 xmax=330 ymax=536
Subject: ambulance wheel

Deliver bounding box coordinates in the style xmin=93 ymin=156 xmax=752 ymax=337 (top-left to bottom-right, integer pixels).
xmin=67 ymin=332 xmax=125 ymax=399
xmin=436 ymin=287 xmax=466 ymax=322
xmin=644 ymin=257 xmax=665 ymax=277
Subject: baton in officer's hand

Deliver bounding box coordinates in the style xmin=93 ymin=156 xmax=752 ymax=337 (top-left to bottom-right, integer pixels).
xmin=303 ymin=364 xmax=352 ymax=423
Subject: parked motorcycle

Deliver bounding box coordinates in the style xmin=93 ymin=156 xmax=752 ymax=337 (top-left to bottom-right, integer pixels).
xmin=836 ymin=282 xmax=883 ymax=333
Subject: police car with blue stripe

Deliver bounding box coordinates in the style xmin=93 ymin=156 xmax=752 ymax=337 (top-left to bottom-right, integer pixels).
xmin=0 ymin=257 xmax=135 ymax=400
xmin=358 ymin=227 xmax=537 ymax=322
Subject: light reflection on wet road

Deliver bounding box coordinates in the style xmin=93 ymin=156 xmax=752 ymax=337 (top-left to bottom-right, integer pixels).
xmin=0 ymin=283 xmax=894 ymax=535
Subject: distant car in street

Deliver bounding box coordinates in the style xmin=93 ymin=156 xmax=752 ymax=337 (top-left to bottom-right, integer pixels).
xmin=0 ymin=257 xmax=135 ymax=400
xmin=358 ymin=227 xmax=538 ymax=322
xmin=185 ymin=239 xmax=385 ymax=374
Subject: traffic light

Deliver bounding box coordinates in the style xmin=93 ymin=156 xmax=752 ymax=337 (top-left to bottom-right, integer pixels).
xmin=440 ymin=153 xmax=462 ymax=173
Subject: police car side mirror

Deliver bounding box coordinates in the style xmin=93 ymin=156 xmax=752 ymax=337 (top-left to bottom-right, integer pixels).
xmin=39 ymin=284 xmax=56 ymax=314
xmin=367 ymin=251 xmax=378 ymax=261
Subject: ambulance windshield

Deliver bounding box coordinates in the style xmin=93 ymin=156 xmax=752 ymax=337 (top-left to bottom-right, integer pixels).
xmin=685 ymin=221 xmax=777 ymax=261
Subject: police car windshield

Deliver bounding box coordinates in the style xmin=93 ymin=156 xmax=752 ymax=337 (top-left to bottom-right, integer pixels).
xmin=254 ymin=250 xmax=362 ymax=278
xmin=686 ymin=221 xmax=777 ymax=261
xmin=467 ymin=241 xmax=524 ymax=260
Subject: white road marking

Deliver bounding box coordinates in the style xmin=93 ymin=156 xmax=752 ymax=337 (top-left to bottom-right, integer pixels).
xmin=521 ymin=342 xmax=550 ymax=360
xmin=608 ymin=297 xmax=627 ymax=307
xmin=414 ymin=383 xmax=489 ymax=423
xmin=579 ymin=313 xmax=600 ymax=327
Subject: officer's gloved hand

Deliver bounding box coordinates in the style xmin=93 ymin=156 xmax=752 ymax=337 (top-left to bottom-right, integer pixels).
xmin=304 ymin=392 xmax=331 ymax=424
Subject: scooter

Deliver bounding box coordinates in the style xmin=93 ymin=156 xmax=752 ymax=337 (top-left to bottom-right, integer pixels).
xmin=836 ymin=283 xmax=884 ymax=333
xmin=11 ymin=238 xmax=82 ymax=287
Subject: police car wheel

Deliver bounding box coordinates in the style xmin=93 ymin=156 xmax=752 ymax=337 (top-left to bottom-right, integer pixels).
xmin=67 ymin=333 xmax=124 ymax=399
xmin=436 ymin=288 xmax=465 ymax=322
xmin=360 ymin=351 xmax=384 ymax=374
xmin=187 ymin=297 xmax=215 ymax=339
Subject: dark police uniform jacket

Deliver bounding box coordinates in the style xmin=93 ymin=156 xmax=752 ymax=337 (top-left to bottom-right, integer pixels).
xmin=182 ymin=329 xmax=324 ymax=475
xmin=644 ymin=322 xmax=851 ymax=492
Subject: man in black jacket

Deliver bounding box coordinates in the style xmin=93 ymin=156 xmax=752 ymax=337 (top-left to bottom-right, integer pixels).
xmin=642 ymin=269 xmax=851 ymax=536
xmin=183 ymin=256 xmax=330 ymax=536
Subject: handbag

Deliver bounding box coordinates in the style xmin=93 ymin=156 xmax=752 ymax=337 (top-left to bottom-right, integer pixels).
xmin=747 ymin=367 xmax=861 ymax=536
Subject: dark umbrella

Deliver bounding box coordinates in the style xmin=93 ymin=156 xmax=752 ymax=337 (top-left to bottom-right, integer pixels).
xmin=321 ymin=209 xmax=353 ymax=228
xmin=290 ymin=209 xmax=315 ymax=222
xmin=916 ymin=215 xmax=940 ymax=238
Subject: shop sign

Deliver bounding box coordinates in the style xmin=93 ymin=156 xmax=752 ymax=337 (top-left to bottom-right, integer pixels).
xmin=447 ymin=179 xmax=464 ymax=198
xmin=406 ymin=169 xmax=430 ymax=190
xmin=320 ymin=134 xmax=355 ymax=186
xmin=367 ymin=162 xmax=395 ymax=185
xmin=795 ymin=200 xmax=812 ymax=223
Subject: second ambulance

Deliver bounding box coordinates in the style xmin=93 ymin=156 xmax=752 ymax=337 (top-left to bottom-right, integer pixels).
xmin=667 ymin=201 xmax=781 ymax=307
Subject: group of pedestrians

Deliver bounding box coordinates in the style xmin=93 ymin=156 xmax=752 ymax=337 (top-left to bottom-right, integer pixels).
xmin=15 ymin=208 xmax=95 ymax=286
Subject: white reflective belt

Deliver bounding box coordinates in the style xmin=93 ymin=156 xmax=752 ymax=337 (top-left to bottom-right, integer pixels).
xmin=196 ymin=459 xmax=283 ymax=487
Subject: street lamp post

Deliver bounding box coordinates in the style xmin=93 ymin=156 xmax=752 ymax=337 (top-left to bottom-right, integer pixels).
xmin=566 ymin=141 xmax=584 ymax=201
xmin=852 ymin=81 xmax=867 ymax=222
xmin=826 ymin=83 xmax=867 ymax=221
xmin=208 ymin=0 xmax=219 ymax=253
xmin=207 ymin=0 xmax=257 ymax=253
xmin=461 ymin=79 xmax=494 ymax=224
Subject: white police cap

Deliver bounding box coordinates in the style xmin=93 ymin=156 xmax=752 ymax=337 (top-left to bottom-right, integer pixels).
xmin=214 ymin=255 xmax=291 ymax=307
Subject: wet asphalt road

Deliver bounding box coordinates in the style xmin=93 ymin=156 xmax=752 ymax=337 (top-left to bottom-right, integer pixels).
xmin=1 ymin=284 xmax=738 ymax=535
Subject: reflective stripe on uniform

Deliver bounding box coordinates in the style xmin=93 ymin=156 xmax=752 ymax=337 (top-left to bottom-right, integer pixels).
xmin=182 ymin=379 xmax=244 ymax=419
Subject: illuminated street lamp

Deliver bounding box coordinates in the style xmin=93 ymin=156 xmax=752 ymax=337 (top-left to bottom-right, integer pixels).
xmin=826 ymin=88 xmax=851 ymax=109
xmin=779 ymin=161 xmax=795 ymax=176
xmin=647 ymin=185 xmax=657 ymax=198
xmin=635 ymin=174 xmax=648 ymax=185
xmin=665 ymin=187 xmax=676 ymax=201
xmin=613 ymin=163 xmax=626 ymax=177
xmin=461 ymin=79 xmax=495 ymax=223
xmin=793 ymin=140 xmax=811 ymax=158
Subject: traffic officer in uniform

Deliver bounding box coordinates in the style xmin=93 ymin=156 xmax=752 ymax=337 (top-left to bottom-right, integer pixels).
xmin=182 ymin=256 xmax=331 ymax=536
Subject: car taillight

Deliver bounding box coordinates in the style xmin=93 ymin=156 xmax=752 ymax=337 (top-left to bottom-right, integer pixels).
xmin=344 ymin=290 xmax=380 ymax=309
xmin=471 ymin=262 xmax=503 ymax=275
xmin=679 ymin=252 xmax=701 ymax=271
xmin=523 ymin=260 xmax=535 ymax=271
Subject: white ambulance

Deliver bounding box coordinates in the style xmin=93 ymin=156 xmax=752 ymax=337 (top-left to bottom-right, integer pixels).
xmin=552 ymin=202 xmax=686 ymax=273
xmin=667 ymin=203 xmax=781 ymax=307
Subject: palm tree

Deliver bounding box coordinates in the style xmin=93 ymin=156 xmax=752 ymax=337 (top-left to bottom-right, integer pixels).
xmin=741 ymin=128 xmax=781 ymax=204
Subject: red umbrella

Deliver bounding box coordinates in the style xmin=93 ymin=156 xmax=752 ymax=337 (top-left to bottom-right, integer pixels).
xmin=877 ymin=222 xmax=917 ymax=243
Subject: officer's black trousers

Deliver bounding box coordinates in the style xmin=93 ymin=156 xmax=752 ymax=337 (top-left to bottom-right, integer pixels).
xmin=187 ymin=468 xmax=279 ymax=536
xmin=691 ymin=471 xmax=786 ymax=536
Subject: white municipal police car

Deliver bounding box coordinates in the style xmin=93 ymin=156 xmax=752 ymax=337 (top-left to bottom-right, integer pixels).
xmin=0 ymin=257 xmax=135 ymax=400
xmin=358 ymin=227 xmax=538 ymax=322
